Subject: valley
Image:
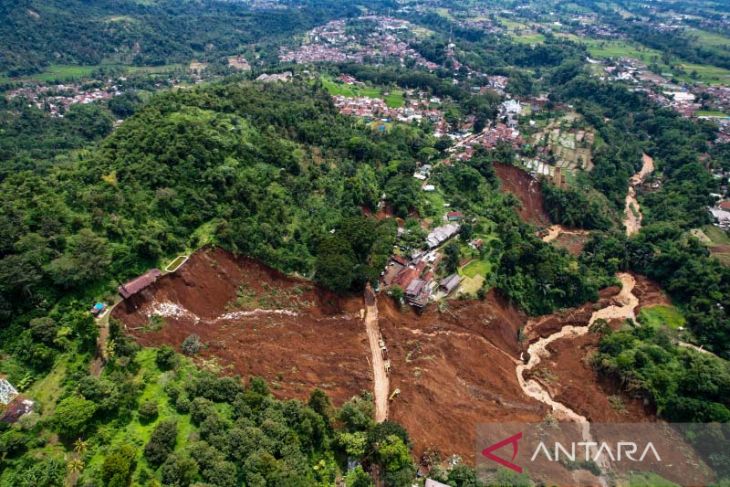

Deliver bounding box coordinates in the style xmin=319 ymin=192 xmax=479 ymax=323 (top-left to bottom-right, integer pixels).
xmin=1 ymin=1 xmax=729 ymax=486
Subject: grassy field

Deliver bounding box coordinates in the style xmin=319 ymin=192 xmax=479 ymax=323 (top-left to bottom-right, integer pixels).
xmin=556 ymin=32 xmax=581 ymax=42
xmin=498 ymin=18 xmax=530 ymax=31
xmin=703 ymin=225 xmax=730 ymax=245
xmin=457 ymin=229 xmax=499 ymax=282
xmin=422 ymin=189 xmax=448 ymax=221
xmin=512 ymin=33 xmax=546 ymax=44
xmin=498 ymin=17 xmax=545 ymax=44
xmin=581 ymin=38 xmax=730 ymax=84
xmin=321 ymin=76 xmax=405 ymax=108
xmin=460 ymin=259 xmax=492 ymax=278
xmin=434 ymin=7 xmax=454 ymax=20
xmin=322 ymin=76 xmax=381 ymax=98
xmin=703 ymin=225 xmax=730 ymax=265
xmin=457 ymin=274 xmax=485 ymax=296
xmin=688 ymin=29 xmax=730 ymax=52
xmin=383 ymin=91 xmax=405 ymax=108
xmin=583 ymin=39 xmax=663 ymax=63
xmin=696 ymin=110 xmax=729 ymax=117
xmin=165 ymin=255 xmax=188 ymax=272
xmin=2 ymin=63 xmax=184 ymax=84
xmin=638 ymin=305 xmax=686 ymax=330
xmin=675 ymin=62 xmax=730 ymax=85
xmin=31 ymin=64 xmax=98 ymax=82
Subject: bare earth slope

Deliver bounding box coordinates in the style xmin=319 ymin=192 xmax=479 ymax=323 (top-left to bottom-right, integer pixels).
xmin=112 ymin=247 xmax=371 ymax=405
xmin=494 ymin=162 xmax=550 ymax=227
xmin=113 ymin=248 xmax=668 ymax=468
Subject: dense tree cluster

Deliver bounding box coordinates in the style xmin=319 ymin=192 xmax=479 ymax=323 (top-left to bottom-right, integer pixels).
xmin=595 ymin=324 xmax=730 ymax=423
xmin=0 ymin=81 xmax=439 ymax=337
xmin=542 ymin=180 xmax=615 ymax=230
xmin=432 ymin=159 xmax=606 ymax=315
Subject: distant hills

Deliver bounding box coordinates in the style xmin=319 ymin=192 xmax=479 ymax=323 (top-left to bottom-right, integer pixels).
xmin=0 ymin=0 xmax=387 ymax=77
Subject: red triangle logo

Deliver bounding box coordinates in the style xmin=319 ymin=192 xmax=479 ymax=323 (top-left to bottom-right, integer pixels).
xmin=481 ymin=432 xmax=523 ymax=473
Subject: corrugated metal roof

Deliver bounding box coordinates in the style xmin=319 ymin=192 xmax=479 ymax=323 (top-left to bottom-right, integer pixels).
xmin=118 ymin=269 xmax=162 ymax=299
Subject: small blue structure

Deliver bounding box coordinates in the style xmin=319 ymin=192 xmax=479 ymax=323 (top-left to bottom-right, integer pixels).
xmin=91 ymin=302 xmax=106 ymax=317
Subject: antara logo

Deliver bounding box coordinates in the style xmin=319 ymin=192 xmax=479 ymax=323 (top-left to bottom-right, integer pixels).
xmin=481 ymin=432 xmax=663 ymax=474
xmin=481 ymin=432 xmax=523 ymax=473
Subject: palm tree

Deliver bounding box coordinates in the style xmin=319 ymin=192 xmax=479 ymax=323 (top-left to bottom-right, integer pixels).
xmin=105 ymin=339 xmax=116 ymax=359
xmin=73 ymin=438 xmax=88 ymax=456
xmin=67 ymin=458 xmax=84 ymax=474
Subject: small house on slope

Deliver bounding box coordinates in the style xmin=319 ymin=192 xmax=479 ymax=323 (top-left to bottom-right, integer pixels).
xmin=118 ymin=269 xmax=162 ymax=300
xmin=439 ymin=274 xmax=462 ymax=295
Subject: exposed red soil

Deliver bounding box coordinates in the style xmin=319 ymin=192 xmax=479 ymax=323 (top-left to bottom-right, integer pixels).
xmin=552 ymin=231 xmax=590 ymax=256
xmin=530 ymin=330 xmax=716 ymax=486
xmin=112 ymin=247 xmax=371 ymax=405
xmin=114 ymin=250 xmax=682 ymax=473
xmin=526 ymin=286 xmax=621 ymax=341
xmin=526 ymin=274 xmax=669 ymax=426
xmin=494 ymin=162 xmax=550 ymax=227
xmin=528 ymin=332 xmax=654 ymax=423
xmin=632 ymin=274 xmax=671 ymax=311
xmin=380 ymin=291 xmax=546 ymax=463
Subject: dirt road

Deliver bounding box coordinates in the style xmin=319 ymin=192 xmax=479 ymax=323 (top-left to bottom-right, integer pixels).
xmin=89 ymin=296 xmax=122 ymax=377
xmin=364 ymin=284 xmax=389 ymax=422
xmin=625 ymin=153 xmax=654 ymax=236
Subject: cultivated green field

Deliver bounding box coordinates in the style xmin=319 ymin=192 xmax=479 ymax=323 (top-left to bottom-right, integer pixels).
xmin=583 ymin=39 xmax=663 ymax=63
xmin=31 ymin=64 xmax=98 ymax=82
xmin=701 ymin=225 xmax=730 ymax=266
xmin=498 ymin=17 xmax=546 ymax=44
xmin=512 ymin=33 xmax=546 ymax=44
xmin=696 ymin=110 xmax=729 ymax=117
xmin=2 ymin=63 xmax=184 ymax=84
xmin=689 ymin=28 xmax=730 ymax=53
xmin=383 ymin=91 xmax=405 ymax=108
xmin=460 ymin=259 xmax=492 ymax=278
xmin=703 ymin=225 xmax=730 ymax=245
xmin=321 ymin=76 xmax=405 ymax=108
xmin=581 ymin=38 xmax=730 ymax=84
xmin=675 ymin=62 xmax=730 ymax=85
